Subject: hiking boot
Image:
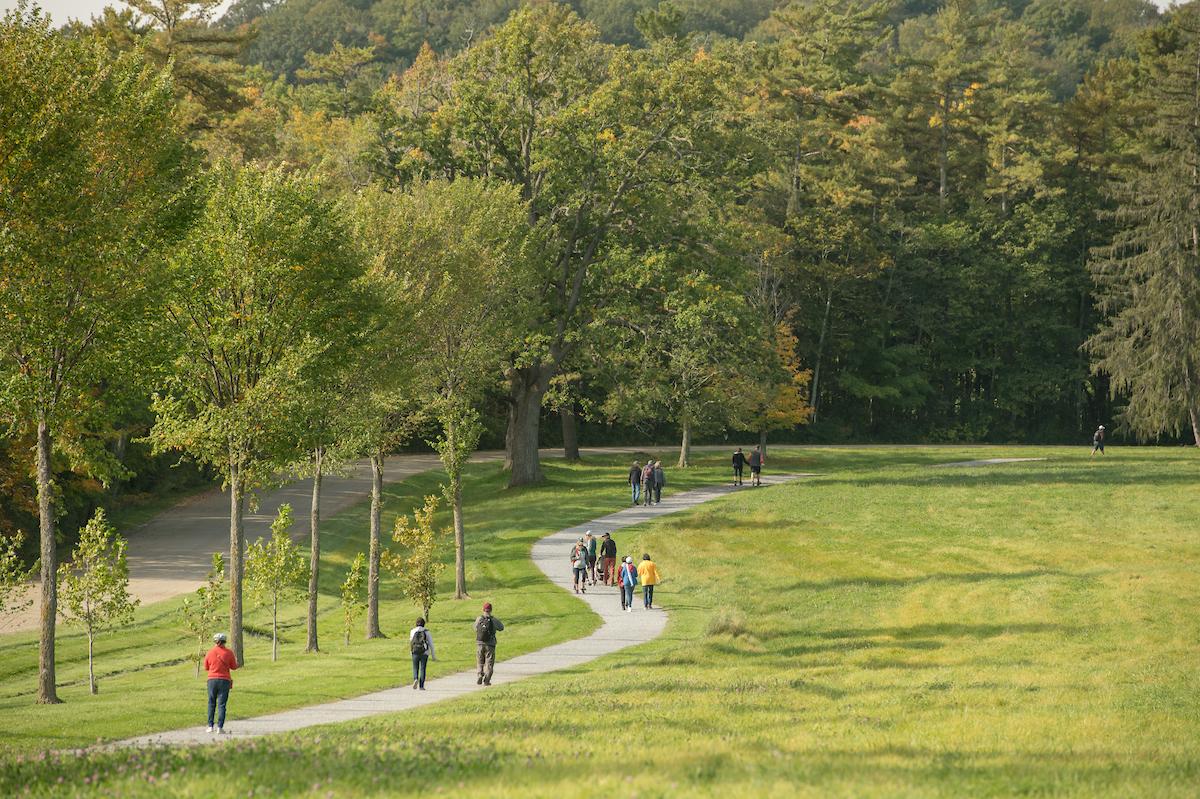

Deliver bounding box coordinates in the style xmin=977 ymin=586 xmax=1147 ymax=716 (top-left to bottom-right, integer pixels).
xmin=477 ymin=675 xmax=484 ymax=685
xmin=413 ymin=680 xmax=418 ymax=689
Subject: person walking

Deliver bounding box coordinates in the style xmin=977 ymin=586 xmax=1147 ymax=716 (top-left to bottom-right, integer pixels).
xmin=748 ymin=446 xmax=764 ymax=487
xmin=1092 ymin=425 xmax=1106 ymax=456
xmin=732 ymin=448 xmax=747 ymax=486
xmin=641 ymin=462 xmax=655 ymax=506
xmin=409 ymin=617 xmax=436 ymax=690
xmin=203 ymin=632 xmax=239 ymax=734
xmin=475 ymin=602 xmax=505 ymax=686
xmin=586 ymin=531 xmax=599 ymax=586
xmin=629 ymin=461 xmax=642 ymax=505
xmin=600 ymin=532 xmax=617 ymax=586
xmin=637 ymin=554 xmax=662 ymax=609
xmin=653 ymin=460 xmax=665 ymax=503
xmin=619 ymin=556 xmax=638 ymax=613
xmin=571 ymin=539 xmax=589 ymax=594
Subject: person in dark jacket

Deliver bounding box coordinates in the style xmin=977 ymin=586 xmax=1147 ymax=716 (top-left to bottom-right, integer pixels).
xmin=629 ymin=461 xmax=642 ymax=505
xmin=653 ymin=461 xmax=665 ymax=503
xmin=748 ymin=446 xmax=764 ymax=486
xmin=732 ymin=448 xmax=747 ymax=486
xmin=641 ymin=462 xmax=655 ymax=506
xmin=600 ymin=532 xmax=618 ymax=585
xmin=1091 ymin=425 xmax=1106 ymax=456
xmin=474 ymin=602 xmax=505 ymax=686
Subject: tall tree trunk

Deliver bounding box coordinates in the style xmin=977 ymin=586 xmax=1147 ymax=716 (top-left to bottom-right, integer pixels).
xmin=810 ymin=283 xmax=834 ymax=423
xmin=1190 ymin=406 xmax=1200 ymax=448
xmin=306 ymin=446 xmax=323 ymax=653
xmin=88 ymin=629 xmax=96 ymax=695
xmin=366 ymin=451 xmax=384 ymax=639
xmin=228 ymin=457 xmax=246 ymax=666
xmin=36 ymin=416 xmax=60 ymax=704
xmin=506 ymin=369 xmax=547 ymax=487
xmin=561 ymin=405 xmax=580 ymax=462
xmin=452 ymin=470 xmax=467 ymax=599
xmin=759 ymin=429 xmax=768 ymax=458
xmin=678 ymin=422 xmax=691 ymax=468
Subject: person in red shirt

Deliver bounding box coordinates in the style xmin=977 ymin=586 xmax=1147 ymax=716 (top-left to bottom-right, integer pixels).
xmin=203 ymin=632 xmax=240 ymax=734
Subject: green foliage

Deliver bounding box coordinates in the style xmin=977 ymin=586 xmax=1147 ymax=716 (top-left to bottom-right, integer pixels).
xmin=56 ymin=510 xmax=138 ymax=695
xmin=339 ymin=552 xmax=367 ymax=646
xmin=1087 ymin=4 xmax=1200 ymax=445
xmin=245 ymin=504 xmax=307 ymax=661
xmin=178 ymin=553 xmax=226 ymax=676
xmin=0 ymin=533 xmax=33 ymax=619
xmin=383 ymin=494 xmax=448 ymax=622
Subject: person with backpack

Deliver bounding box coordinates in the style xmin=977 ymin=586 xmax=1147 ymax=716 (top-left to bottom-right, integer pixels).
xmin=637 ymin=553 xmax=662 ymax=609
xmin=653 ymin=460 xmax=665 ymax=503
xmin=641 ymin=462 xmax=655 ymax=506
xmin=409 ymin=617 xmax=436 ymax=690
xmin=474 ymin=602 xmax=505 ymax=686
xmin=619 ymin=556 xmax=638 ymax=613
xmin=570 ymin=539 xmax=589 ymax=594
xmin=1091 ymin=425 xmax=1106 ymax=456
xmin=732 ymin=448 xmax=748 ymax=486
xmin=203 ymin=632 xmax=239 ymax=734
xmin=628 ymin=461 xmax=643 ymax=505
xmin=748 ymin=446 xmax=764 ymax=487
xmin=600 ymin=532 xmax=617 ymax=586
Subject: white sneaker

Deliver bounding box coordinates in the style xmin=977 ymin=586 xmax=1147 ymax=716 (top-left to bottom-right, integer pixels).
xmin=205 ymin=726 xmax=213 ymax=733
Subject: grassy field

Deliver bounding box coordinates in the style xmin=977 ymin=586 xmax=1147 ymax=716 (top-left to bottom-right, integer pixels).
xmin=2 ymin=446 xmax=1198 ymax=798
xmin=0 ymin=451 xmax=741 ymax=755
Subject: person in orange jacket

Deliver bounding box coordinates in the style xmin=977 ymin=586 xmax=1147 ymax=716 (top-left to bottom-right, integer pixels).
xmin=636 ymin=553 xmax=662 ymax=609
xmin=204 ymin=632 xmax=240 ymax=734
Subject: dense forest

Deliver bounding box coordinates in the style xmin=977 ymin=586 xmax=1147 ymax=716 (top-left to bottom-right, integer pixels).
xmin=6 ymin=0 xmax=1200 ymax=565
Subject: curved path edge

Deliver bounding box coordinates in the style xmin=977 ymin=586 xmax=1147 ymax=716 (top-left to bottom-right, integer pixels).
xmin=114 ymin=473 xmax=806 ymax=748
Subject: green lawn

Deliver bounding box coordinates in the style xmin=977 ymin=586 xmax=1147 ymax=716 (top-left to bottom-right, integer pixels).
xmin=3 ymin=446 xmax=1198 ymax=798
xmin=0 ymin=451 xmax=738 ymax=755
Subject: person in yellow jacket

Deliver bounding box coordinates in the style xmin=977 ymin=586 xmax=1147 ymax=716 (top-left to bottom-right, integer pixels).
xmin=636 ymin=553 xmax=662 ymax=609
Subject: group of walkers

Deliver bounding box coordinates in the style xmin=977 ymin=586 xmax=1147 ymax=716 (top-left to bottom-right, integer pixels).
xmin=629 ymin=460 xmax=666 ymax=505
xmin=202 ymin=600 xmax=509 ymax=732
xmin=568 ymin=531 xmax=662 ymax=611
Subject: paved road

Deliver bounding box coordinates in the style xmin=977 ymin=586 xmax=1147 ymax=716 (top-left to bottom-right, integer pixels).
xmin=116 ymin=473 xmax=805 ymax=747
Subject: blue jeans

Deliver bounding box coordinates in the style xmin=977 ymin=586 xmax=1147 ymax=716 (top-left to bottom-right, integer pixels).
xmin=623 ymin=585 xmax=634 ymax=607
xmin=207 ymin=678 xmax=231 ymax=728
xmin=643 ymin=585 xmax=655 ymax=608
xmin=631 ymin=483 xmax=641 ymax=504
xmin=411 ymin=653 xmax=428 ymax=688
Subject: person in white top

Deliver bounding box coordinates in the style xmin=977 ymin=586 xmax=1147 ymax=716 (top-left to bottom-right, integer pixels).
xmin=409 ymin=618 xmax=436 ymax=690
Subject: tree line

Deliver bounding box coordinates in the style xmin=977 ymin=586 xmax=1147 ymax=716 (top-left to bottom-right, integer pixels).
xmin=5 ymin=0 xmax=1200 ymax=703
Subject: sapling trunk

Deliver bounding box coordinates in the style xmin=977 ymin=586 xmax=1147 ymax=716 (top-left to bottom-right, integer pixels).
xmin=453 ymin=475 xmax=467 ymax=599
xmin=87 ymin=625 xmax=96 ymax=695
xmin=272 ymin=594 xmax=278 ymax=662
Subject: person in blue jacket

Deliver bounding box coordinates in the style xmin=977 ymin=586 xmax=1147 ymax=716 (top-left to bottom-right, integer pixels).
xmin=619 ymin=555 xmax=638 ymax=613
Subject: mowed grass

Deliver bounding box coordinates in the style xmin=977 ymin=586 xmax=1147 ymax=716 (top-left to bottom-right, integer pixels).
xmin=3 ymin=446 xmax=1199 ymax=798
xmin=0 ymin=451 xmax=740 ymax=755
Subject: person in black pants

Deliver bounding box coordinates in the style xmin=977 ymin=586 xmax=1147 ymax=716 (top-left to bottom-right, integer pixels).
xmin=732 ymin=448 xmax=747 ymax=486
xmin=600 ymin=532 xmax=618 ymax=585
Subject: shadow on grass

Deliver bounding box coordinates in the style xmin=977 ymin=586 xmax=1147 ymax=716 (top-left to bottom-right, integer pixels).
xmin=786 ymin=568 xmax=1092 ymax=592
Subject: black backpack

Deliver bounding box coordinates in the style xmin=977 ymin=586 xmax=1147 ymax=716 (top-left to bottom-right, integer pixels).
xmin=476 ymin=615 xmax=494 ymax=642
xmin=411 ymin=629 xmax=428 ymax=655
